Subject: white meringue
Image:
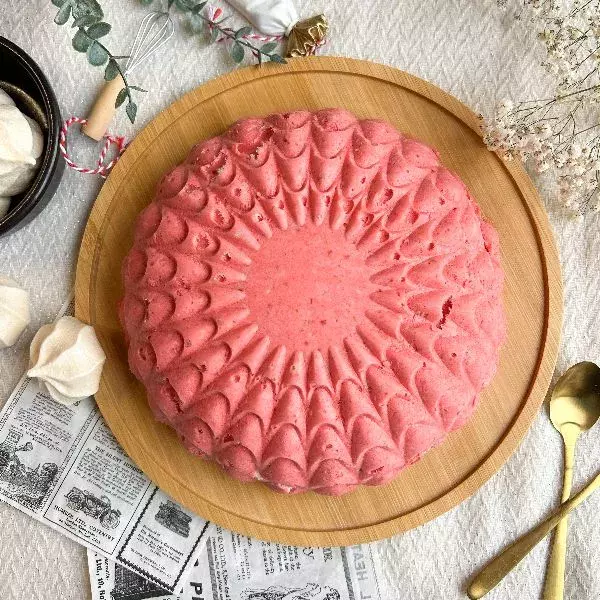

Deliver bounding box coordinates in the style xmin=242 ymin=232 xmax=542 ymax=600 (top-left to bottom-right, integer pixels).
xmin=0 ymin=277 xmax=30 ymax=348
xmin=0 ymin=160 xmax=39 ymax=197
xmin=0 ymin=103 xmax=44 ymax=198
xmin=27 ymin=316 xmax=106 ymax=405
xmin=0 ymin=197 xmax=9 ymax=219
xmin=0 ymin=104 xmax=35 ymax=165
xmin=0 ymin=88 xmax=16 ymax=106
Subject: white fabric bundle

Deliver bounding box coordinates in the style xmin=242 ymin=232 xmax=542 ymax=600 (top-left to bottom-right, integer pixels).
xmin=226 ymin=0 xmax=328 ymax=57
xmin=227 ymin=0 xmax=299 ymax=36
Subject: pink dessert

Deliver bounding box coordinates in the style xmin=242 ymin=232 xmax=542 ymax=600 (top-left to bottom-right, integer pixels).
xmin=120 ymin=109 xmax=506 ymax=496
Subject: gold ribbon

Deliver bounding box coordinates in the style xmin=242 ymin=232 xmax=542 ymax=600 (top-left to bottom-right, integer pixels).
xmin=286 ymin=14 xmax=329 ymax=58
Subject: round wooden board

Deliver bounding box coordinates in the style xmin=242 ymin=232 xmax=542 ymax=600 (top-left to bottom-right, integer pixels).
xmin=76 ymin=57 xmax=562 ymax=547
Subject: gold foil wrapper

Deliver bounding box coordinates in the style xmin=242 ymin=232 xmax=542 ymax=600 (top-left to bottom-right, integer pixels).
xmin=286 ymin=14 xmax=329 ymax=58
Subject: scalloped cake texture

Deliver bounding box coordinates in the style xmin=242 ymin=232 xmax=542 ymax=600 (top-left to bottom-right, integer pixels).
xmin=119 ymin=109 xmax=506 ymax=496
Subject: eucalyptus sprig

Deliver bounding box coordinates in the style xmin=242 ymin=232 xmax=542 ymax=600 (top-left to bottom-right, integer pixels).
xmin=50 ymin=0 xmax=144 ymax=123
xmin=142 ymin=0 xmax=286 ymax=65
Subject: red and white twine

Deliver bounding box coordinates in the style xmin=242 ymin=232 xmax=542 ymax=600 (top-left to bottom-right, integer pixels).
xmin=59 ymin=116 xmax=128 ymax=178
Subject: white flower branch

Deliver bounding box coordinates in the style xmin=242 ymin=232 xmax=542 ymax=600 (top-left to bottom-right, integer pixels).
xmin=485 ymin=0 xmax=600 ymax=216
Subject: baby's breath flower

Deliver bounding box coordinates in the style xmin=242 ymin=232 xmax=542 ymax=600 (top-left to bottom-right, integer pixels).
xmin=497 ymin=99 xmax=514 ymax=117
xmin=491 ymin=0 xmax=600 ymax=215
xmin=568 ymin=143 xmax=583 ymax=159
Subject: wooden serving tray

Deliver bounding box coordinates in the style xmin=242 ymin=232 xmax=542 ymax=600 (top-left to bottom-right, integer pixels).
xmin=76 ymin=57 xmax=562 ymax=547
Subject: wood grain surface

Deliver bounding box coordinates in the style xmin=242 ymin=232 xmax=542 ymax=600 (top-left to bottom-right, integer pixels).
xmin=75 ymin=56 xmax=562 ymax=547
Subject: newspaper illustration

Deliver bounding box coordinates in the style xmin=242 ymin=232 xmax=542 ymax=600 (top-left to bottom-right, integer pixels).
xmin=88 ymin=552 xmax=172 ymax=600
xmin=0 ymin=298 xmax=209 ymax=593
xmin=155 ymin=501 xmax=193 ymax=538
xmin=89 ymin=527 xmax=383 ymax=600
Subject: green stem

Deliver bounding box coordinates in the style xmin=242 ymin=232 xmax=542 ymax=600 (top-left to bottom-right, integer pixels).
xmin=575 ymin=43 xmax=600 ymax=68
xmin=170 ymin=3 xmax=280 ymax=61
xmin=557 ymin=83 xmax=600 ymax=101
xmin=81 ymin=30 xmax=133 ymax=103
xmin=205 ymin=17 xmax=273 ymax=58
xmin=570 ymin=0 xmax=595 ymax=17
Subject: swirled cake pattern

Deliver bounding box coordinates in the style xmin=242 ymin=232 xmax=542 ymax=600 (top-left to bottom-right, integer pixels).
xmin=120 ymin=109 xmax=506 ymax=496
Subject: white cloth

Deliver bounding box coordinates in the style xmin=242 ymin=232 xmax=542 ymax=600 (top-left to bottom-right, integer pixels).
xmin=1 ymin=1 xmax=599 ymax=599
xmin=226 ymin=0 xmax=299 ymax=36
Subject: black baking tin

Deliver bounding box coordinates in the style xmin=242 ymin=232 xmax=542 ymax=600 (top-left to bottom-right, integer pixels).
xmin=0 ymin=36 xmax=64 ymax=238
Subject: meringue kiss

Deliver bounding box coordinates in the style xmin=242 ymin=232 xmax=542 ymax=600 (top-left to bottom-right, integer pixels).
xmin=0 ymin=276 xmax=30 ymax=348
xmin=27 ymin=316 xmax=106 ymax=405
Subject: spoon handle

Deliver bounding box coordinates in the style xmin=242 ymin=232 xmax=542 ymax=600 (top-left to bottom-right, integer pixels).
xmin=467 ymin=471 xmax=600 ymax=599
xmin=543 ymin=429 xmax=579 ymax=600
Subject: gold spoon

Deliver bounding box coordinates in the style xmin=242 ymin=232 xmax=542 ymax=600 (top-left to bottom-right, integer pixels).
xmin=468 ymin=470 xmax=600 ymax=599
xmin=543 ymin=361 xmax=600 ymax=599
xmin=467 ymin=361 xmax=600 ymax=599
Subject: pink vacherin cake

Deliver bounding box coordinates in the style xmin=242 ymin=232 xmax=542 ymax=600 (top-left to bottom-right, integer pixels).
xmin=119 ymin=109 xmax=506 ymax=496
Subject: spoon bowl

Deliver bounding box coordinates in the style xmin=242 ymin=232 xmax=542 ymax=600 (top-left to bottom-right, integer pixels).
xmin=550 ymin=361 xmax=600 ymax=432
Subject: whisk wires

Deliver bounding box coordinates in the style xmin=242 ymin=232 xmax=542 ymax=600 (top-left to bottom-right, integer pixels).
xmin=126 ymin=11 xmax=175 ymax=74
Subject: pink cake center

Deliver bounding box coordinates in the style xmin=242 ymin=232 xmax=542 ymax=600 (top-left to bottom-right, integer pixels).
xmin=245 ymin=223 xmax=373 ymax=350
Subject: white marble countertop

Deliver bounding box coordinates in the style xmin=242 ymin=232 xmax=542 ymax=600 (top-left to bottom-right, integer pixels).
xmin=1 ymin=1 xmax=599 ymax=598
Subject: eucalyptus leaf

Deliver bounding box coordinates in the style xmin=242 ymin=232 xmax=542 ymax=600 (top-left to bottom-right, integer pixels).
xmin=54 ymin=3 xmax=72 ymax=25
xmin=191 ymin=1 xmax=207 ymax=14
xmin=140 ymin=0 xmax=154 ymax=5
xmin=115 ymin=87 xmax=128 ymax=108
xmin=72 ymin=29 xmax=92 ymax=52
xmin=87 ymin=21 xmax=111 ymax=39
xmin=260 ymin=41 xmax=277 ymax=54
xmin=189 ymin=14 xmax=204 ymax=34
xmin=269 ymin=53 xmax=286 ymax=64
xmin=72 ymin=14 xmax=99 ymax=28
xmin=174 ymin=0 xmax=191 ymax=9
xmin=72 ymin=0 xmax=103 ymax=21
xmin=104 ymin=59 xmax=120 ymax=81
xmin=126 ymin=102 xmax=138 ymax=124
xmin=231 ymin=42 xmax=244 ymax=63
xmin=51 ymin=0 xmax=66 ymax=7
xmin=235 ymin=26 xmax=252 ymax=39
xmin=86 ymin=40 xmax=109 ymax=66
xmin=209 ymin=26 xmax=219 ymax=43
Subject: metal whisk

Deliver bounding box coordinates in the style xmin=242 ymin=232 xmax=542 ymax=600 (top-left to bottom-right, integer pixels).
xmin=82 ymin=11 xmax=174 ymax=141
xmin=125 ymin=12 xmax=174 ymax=76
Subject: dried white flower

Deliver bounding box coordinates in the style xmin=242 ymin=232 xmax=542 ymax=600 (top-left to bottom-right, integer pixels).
xmin=568 ymin=143 xmax=583 ymax=159
xmin=497 ymin=99 xmax=514 ymax=117
xmin=538 ymin=161 xmax=551 ymax=172
xmin=490 ymin=0 xmax=600 ymax=215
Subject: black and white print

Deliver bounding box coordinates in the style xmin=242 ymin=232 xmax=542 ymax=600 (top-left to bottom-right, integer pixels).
xmin=241 ymin=583 xmax=341 ymax=600
xmin=110 ymin=562 xmax=170 ymax=600
xmin=154 ymin=500 xmax=192 ymax=538
xmin=65 ymin=487 xmax=122 ymax=530
xmin=0 ymin=429 xmax=58 ymax=511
